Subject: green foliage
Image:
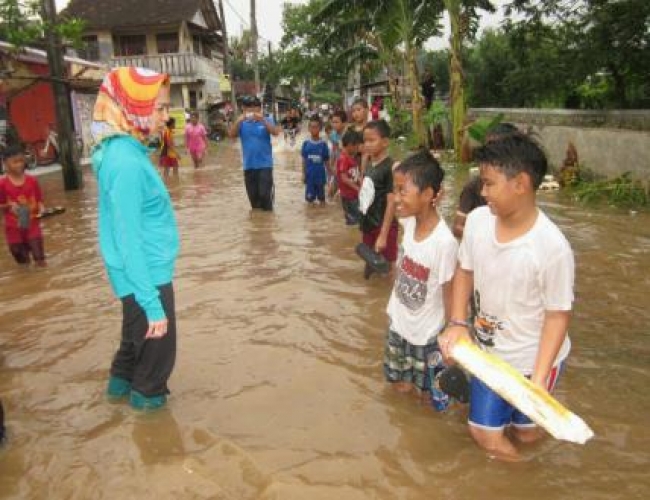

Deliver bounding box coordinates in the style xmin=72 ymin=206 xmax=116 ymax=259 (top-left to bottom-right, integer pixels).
xmin=383 ymin=97 xmax=412 ymax=138
xmin=423 ymin=100 xmax=449 ymax=128
xmin=467 ymin=113 xmax=503 ymax=143
xmin=0 ymin=0 xmax=85 ymax=49
xmin=419 ymin=49 xmax=450 ymax=95
xmin=570 ymin=172 xmax=649 ymax=208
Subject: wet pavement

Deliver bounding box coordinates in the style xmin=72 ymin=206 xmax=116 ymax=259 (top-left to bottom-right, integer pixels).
xmin=0 ymin=135 xmax=649 ymax=499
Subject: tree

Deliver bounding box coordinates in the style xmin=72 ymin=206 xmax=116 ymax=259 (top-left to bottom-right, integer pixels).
xmin=442 ymin=0 xmax=495 ymax=161
xmin=314 ymin=0 xmax=444 ymax=146
xmin=506 ymin=0 xmax=650 ymax=108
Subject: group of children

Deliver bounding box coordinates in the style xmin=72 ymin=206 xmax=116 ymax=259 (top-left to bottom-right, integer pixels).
xmin=1 ymin=98 xmax=576 ymax=460
xmin=158 ymin=111 xmax=209 ymax=177
xmin=297 ymin=101 xmax=575 ymax=461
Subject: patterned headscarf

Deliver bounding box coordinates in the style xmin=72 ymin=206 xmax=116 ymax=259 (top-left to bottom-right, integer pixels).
xmin=91 ymin=67 xmax=169 ymax=145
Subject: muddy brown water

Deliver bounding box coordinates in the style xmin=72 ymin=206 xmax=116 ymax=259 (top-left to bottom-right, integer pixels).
xmin=0 ymin=137 xmax=649 ymax=499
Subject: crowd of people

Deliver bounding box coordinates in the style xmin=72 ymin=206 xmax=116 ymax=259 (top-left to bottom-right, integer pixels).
xmin=0 ymin=67 xmax=576 ymax=462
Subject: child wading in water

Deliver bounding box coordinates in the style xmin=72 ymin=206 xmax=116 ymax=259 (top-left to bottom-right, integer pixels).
xmin=184 ymin=111 xmax=208 ymax=169
xmin=301 ymin=116 xmax=330 ymax=205
xmin=336 ymin=129 xmax=363 ymax=225
xmin=0 ymin=143 xmax=47 ymax=266
xmin=358 ymin=120 xmax=397 ymax=278
xmin=439 ymin=134 xmax=575 ymax=461
xmin=159 ymin=117 xmax=180 ymax=177
xmin=385 ymin=150 xmax=458 ymax=405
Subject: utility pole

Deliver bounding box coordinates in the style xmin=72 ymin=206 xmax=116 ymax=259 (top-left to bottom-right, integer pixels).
xmin=40 ymin=0 xmax=82 ymax=190
xmin=217 ymin=0 xmax=238 ymax=115
xmin=267 ymin=40 xmax=275 ymax=120
xmin=250 ymin=0 xmax=260 ymax=96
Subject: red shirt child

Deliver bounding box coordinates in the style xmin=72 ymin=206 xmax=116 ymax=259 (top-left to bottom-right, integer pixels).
xmin=336 ymin=150 xmax=360 ymax=200
xmin=0 ymin=149 xmax=46 ymax=265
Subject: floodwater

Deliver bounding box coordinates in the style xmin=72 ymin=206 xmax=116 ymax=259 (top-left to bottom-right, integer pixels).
xmin=0 ymin=135 xmax=649 ymax=500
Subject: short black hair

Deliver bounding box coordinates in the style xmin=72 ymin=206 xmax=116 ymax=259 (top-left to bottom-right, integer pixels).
xmin=485 ymin=122 xmax=519 ymax=143
xmin=309 ymin=116 xmax=322 ymax=128
xmin=332 ymin=110 xmax=347 ymax=122
xmin=166 ymin=117 xmax=176 ymax=127
xmin=341 ymin=129 xmax=363 ymax=147
xmin=473 ymin=133 xmax=547 ymax=189
xmin=241 ymin=95 xmax=261 ymax=107
xmin=352 ymin=97 xmax=368 ymax=109
xmin=395 ymin=149 xmax=444 ymax=194
xmin=364 ymin=119 xmax=391 ymax=139
xmin=2 ymin=142 xmax=25 ymax=160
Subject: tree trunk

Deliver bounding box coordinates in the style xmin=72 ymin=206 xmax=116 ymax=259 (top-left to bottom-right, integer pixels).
xmin=250 ymin=0 xmax=260 ymax=96
xmin=445 ymin=0 xmax=466 ymax=162
xmin=406 ymin=46 xmax=426 ymax=147
xmin=40 ymin=0 xmax=82 ymax=190
xmin=218 ymin=0 xmax=238 ymax=115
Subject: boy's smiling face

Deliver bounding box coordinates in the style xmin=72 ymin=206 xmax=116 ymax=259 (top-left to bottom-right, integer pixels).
xmin=480 ymin=163 xmax=526 ymax=217
xmin=393 ymin=171 xmax=435 ymax=218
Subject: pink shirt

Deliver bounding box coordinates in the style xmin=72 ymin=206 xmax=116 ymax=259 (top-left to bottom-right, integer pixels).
xmin=185 ymin=123 xmax=207 ymax=154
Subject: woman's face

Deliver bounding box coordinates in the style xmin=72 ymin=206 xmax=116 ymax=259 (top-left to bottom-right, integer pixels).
xmin=151 ymin=85 xmax=171 ymax=136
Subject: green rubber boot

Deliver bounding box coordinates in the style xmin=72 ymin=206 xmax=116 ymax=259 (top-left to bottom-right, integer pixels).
xmin=129 ymin=390 xmax=167 ymax=411
xmin=106 ymin=376 xmax=131 ymax=399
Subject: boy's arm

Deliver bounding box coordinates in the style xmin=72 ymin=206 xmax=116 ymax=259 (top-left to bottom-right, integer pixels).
xmin=531 ymin=311 xmax=571 ymax=388
xmin=374 ymin=194 xmax=395 ymax=253
xmin=439 ymin=266 xmax=474 ymax=362
xmin=228 ymin=115 xmax=245 ymax=139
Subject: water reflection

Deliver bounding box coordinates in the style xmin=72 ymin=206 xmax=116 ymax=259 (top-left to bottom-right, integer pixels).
xmin=0 ymin=139 xmax=648 ymax=499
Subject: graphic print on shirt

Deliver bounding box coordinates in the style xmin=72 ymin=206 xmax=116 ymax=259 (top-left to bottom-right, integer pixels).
xmin=394 ymin=254 xmax=430 ymax=311
xmin=472 ymin=290 xmax=504 ymax=347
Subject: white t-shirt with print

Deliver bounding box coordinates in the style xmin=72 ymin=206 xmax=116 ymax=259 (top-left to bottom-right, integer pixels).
xmin=387 ymin=216 xmax=458 ymax=346
xmin=459 ymin=206 xmax=574 ymax=374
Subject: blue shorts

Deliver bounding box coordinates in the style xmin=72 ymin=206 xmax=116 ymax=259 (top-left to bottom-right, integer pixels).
xmin=468 ymin=362 xmax=564 ymax=430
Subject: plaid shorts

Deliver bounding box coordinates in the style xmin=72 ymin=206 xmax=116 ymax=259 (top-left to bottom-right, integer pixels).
xmin=383 ymin=328 xmax=444 ymax=392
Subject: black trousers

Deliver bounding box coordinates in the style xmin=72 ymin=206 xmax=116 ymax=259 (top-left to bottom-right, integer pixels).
xmin=111 ymin=283 xmax=176 ymax=397
xmin=244 ymin=168 xmax=274 ymax=211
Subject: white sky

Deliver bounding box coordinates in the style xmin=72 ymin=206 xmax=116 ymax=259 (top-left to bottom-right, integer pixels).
xmin=55 ymin=0 xmax=507 ymax=51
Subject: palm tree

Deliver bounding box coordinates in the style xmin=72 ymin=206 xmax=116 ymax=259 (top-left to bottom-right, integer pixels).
xmin=315 ymin=0 xmax=443 ymax=146
xmin=443 ymin=0 xmax=496 ymax=161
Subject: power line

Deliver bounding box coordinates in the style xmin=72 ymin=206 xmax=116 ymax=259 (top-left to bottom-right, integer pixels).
xmin=221 ymin=0 xmax=272 ymax=45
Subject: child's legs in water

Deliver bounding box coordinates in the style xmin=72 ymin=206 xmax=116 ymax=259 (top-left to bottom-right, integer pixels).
xmin=468 ymin=364 xmax=564 ymax=461
xmin=384 ymin=328 xmax=437 ymax=397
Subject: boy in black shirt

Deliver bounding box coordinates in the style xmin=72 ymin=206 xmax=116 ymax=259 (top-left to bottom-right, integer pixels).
xmin=358 ymin=120 xmax=398 ymax=278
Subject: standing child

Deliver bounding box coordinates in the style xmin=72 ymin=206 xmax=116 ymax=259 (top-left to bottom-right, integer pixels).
xmin=336 ymin=129 xmax=363 ymax=225
xmin=301 ymin=117 xmax=330 ymax=205
xmin=185 ymin=111 xmax=208 ymax=169
xmin=159 ymin=117 xmax=180 ymax=177
xmin=384 ymin=150 xmax=458 ymax=405
xmin=0 ymin=143 xmax=46 ymax=266
xmin=439 ymin=134 xmax=575 ymax=461
xmin=327 ymin=110 xmax=348 ymax=199
xmin=350 ymin=98 xmax=371 ymax=176
xmin=358 ymin=120 xmax=397 ymax=278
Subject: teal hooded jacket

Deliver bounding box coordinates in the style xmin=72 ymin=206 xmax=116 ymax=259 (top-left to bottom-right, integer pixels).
xmin=92 ymin=135 xmax=179 ymax=321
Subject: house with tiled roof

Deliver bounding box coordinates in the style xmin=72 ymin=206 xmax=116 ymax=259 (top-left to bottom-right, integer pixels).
xmin=63 ymin=0 xmax=225 ymax=112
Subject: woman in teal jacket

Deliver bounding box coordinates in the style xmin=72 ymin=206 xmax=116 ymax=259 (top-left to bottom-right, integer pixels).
xmin=91 ymin=67 xmax=179 ymax=410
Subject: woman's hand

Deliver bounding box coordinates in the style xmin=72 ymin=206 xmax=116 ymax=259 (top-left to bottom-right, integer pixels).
xmin=145 ymin=318 xmax=168 ymax=339
xmin=375 ymin=232 xmax=387 ymax=253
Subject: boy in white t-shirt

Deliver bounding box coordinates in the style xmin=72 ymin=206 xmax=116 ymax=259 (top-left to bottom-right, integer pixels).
xmin=384 ymin=150 xmax=458 ymax=404
xmin=439 ymin=134 xmax=575 ymax=461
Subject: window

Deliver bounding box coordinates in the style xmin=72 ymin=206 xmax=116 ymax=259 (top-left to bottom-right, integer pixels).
xmin=79 ymin=35 xmax=99 ymax=61
xmin=193 ymin=37 xmax=202 ymax=56
xmin=114 ymin=35 xmax=146 ymax=57
xmin=156 ymin=33 xmax=179 ymax=54
xmin=189 ymin=91 xmax=198 ymax=109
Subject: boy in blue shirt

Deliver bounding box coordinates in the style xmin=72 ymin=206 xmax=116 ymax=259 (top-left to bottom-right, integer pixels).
xmin=301 ymin=117 xmax=330 ymax=205
xmin=228 ymin=95 xmax=280 ymax=211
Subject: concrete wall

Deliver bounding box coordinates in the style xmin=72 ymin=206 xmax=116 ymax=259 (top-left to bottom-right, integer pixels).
xmin=469 ymin=108 xmax=650 ymax=180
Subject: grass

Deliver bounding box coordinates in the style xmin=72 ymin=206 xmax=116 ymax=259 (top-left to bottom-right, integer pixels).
xmin=567 ymin=171 xmax=649 ymax=209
